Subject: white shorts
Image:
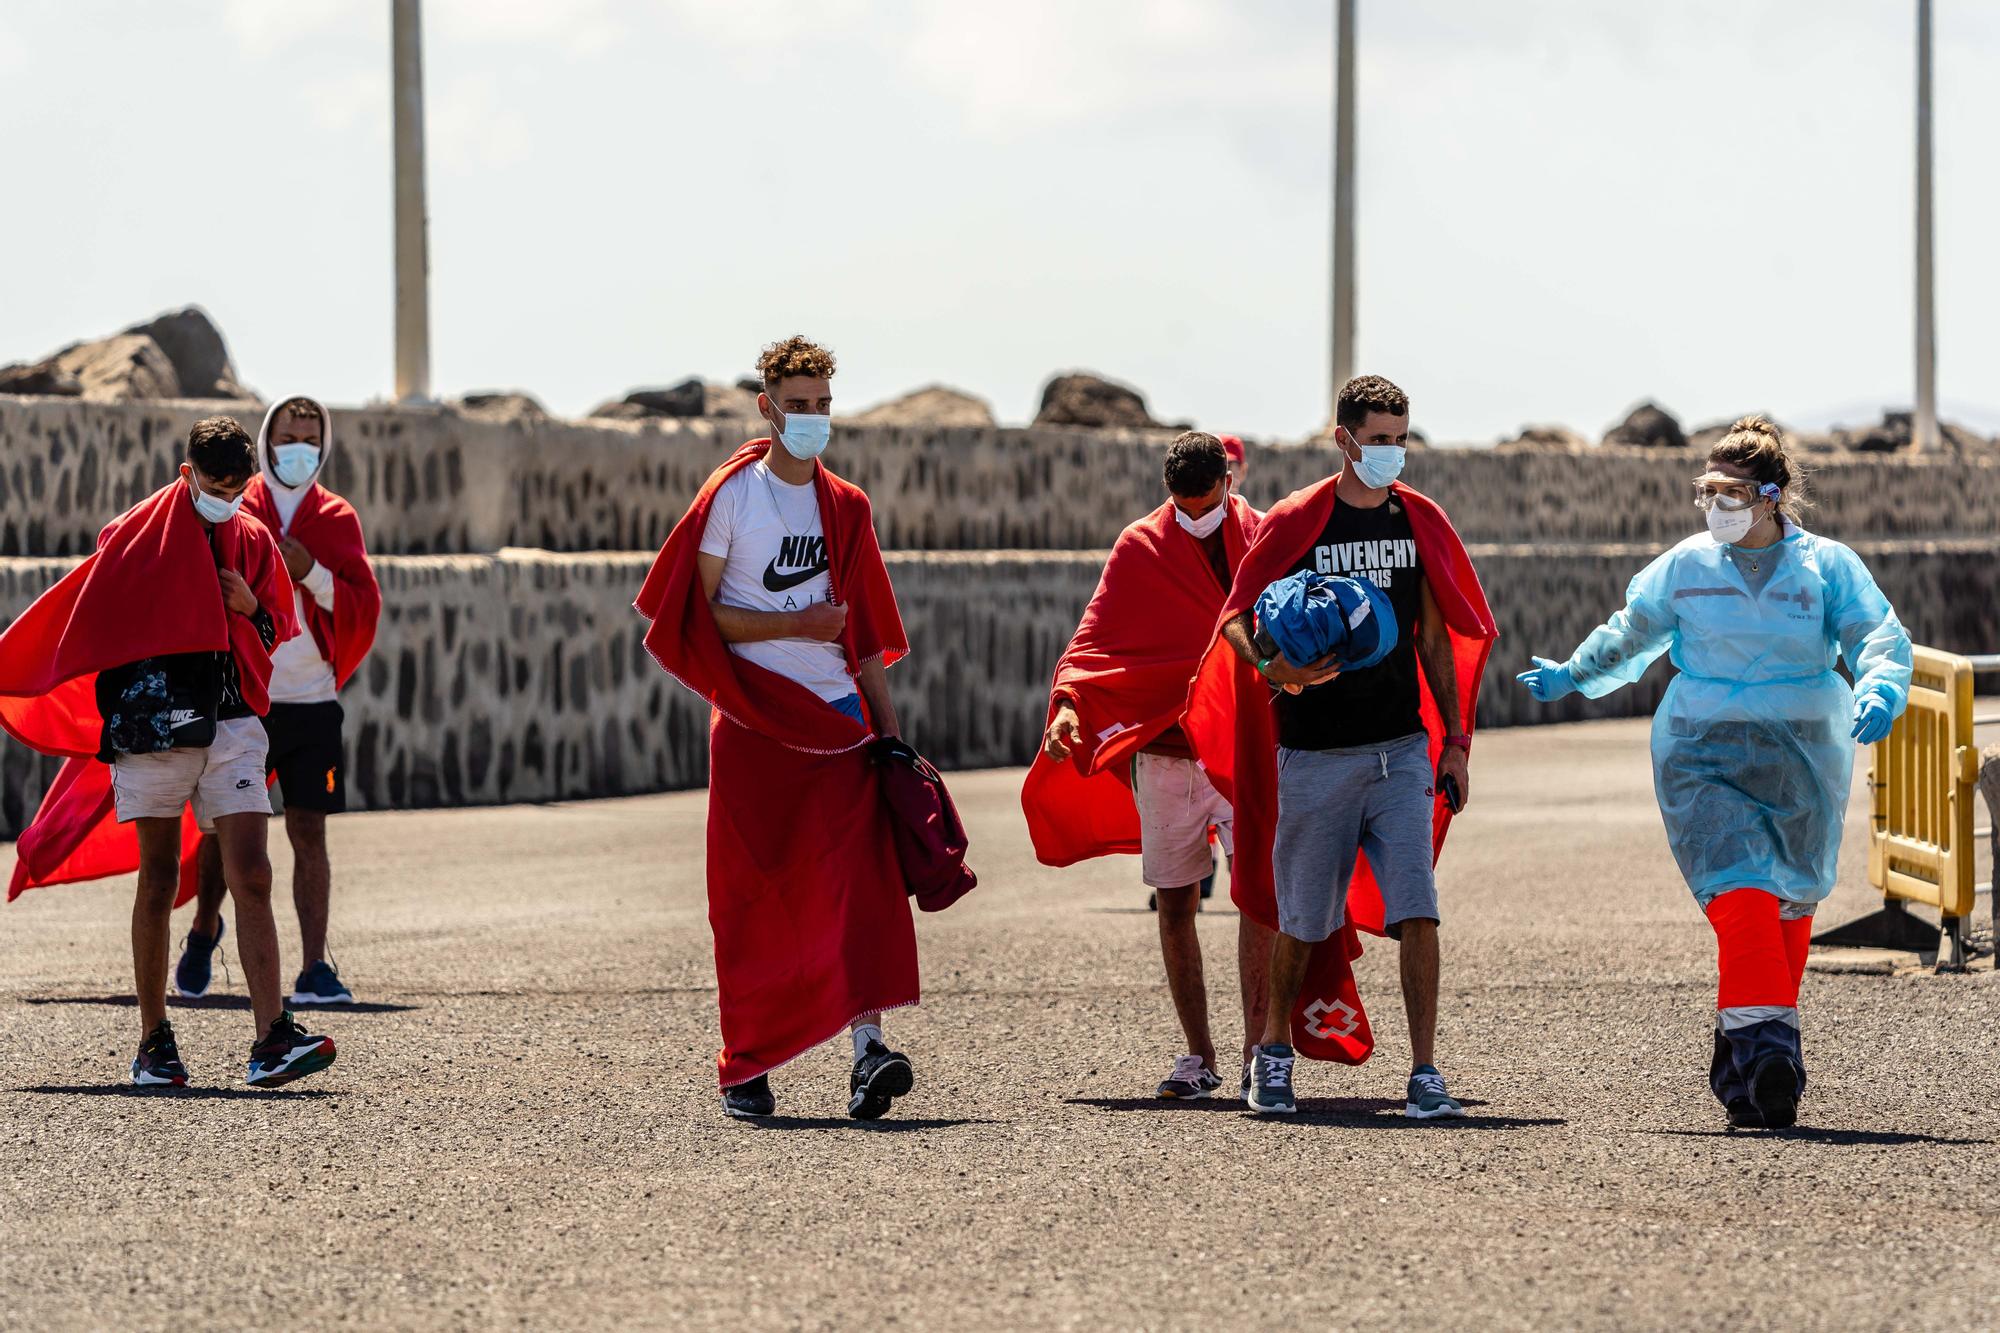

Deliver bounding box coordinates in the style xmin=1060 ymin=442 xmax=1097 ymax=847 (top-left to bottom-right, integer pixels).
xmin=1132 ymin=752 xmax=1234 ymax=890
xmin=110 ymin=715 xmax=271 ymax=830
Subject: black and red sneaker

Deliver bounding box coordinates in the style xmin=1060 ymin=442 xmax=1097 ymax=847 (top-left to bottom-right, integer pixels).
xmin=246 ymin=1010 xmax=336 ymax=1088
xmin=132 ymin=1020 xmax=190 ymax=1087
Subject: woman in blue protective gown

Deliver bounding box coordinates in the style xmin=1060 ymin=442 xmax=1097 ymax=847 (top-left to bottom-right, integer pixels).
xmin=1517 ymin=417 xmax=1912 ymax=1129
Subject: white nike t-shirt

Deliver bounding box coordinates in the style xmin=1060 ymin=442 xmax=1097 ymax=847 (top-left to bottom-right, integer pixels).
xmin=696 ymin=462 xmax=854 ymax=703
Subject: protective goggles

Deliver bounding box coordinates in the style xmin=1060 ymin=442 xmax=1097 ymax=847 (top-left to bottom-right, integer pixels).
xmin=1692 ymin=476 xmax=1782 ymax=512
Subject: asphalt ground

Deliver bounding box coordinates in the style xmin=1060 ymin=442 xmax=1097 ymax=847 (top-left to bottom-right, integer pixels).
xmin=2 ymin=716 xmax=1996 ymax=1331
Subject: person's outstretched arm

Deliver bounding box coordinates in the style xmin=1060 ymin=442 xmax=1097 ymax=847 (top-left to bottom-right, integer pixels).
xmin=1519 ymin=551 xmax=1679 ymax=702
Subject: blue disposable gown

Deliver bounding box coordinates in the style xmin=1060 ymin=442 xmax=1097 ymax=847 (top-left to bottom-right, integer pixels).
xmin=1563 ymin=527 xmax=1912 ymax=906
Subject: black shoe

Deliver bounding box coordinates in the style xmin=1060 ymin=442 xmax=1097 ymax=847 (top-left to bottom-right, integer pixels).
xmin=173 ymin=919 xmax=226 ymax=999
xmin=1724 ymin=1096 xmax=1765 ymax=1129
xmin=289 ymin=958 xmax=354 ymax=1006
xmin=848 ymin=1040 xmax=915 ymax=1120
xmin=132 ymin=1020 xmax=190 ymax=1087
xmin=722 ymin=1075 xmax=775 ymax=1119
xmin=246 ymin=1010 xmax=336 ymax=1088
xmin=1749 ymin=1056 xmax=1800 ymax=1130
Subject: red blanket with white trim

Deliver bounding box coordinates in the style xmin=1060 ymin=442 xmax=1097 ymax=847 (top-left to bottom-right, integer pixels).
xmin=1021 ymin=495 xmax=1258 ymax=865
xmin=635 ymin=440 xmax=917 ymax=1087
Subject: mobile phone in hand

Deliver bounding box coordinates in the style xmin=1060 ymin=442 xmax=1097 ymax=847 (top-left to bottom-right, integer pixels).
xmin=1438 ymin=771 xmax=1464 ymax=814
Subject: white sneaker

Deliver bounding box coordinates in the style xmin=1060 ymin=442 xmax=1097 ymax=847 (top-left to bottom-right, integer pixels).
xmin=1155 ymin=1054 xmax=1222 ymax=1099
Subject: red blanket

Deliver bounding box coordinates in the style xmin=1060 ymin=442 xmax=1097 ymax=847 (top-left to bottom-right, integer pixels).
xmin=635 ymin=440 xmax=917 ymax=1086
xmin=1021 ymin=495 xmax=1258 ymax=865
xmin=1183 ymin=475 xmax=1496 ymax=1062
xmin=243 ymin=476 xmax=381 ymax=689
xmin=0 ymin=481 xmax=296 ymax=902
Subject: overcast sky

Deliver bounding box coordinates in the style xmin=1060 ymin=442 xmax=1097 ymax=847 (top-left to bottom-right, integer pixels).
xmin=3 ymin=1 xmax=1995 ymax=442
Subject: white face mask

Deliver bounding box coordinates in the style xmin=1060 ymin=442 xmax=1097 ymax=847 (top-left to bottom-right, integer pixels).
xmin=776 ymin=412 xmax=832 ymax=461
xmin=1705 ymin=502 xmax=1758 ymax=544
xmin=272 ymin=442 xmax=320 ymax=487
xmin=187 ymin=476 xmax=243 ymax=524
xmin=1175 ymin=491 xmax=1229 ymax=540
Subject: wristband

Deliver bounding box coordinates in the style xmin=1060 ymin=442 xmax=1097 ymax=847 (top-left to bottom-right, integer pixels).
xmin=1256 ymin=657 xmax=1274 ymax=677
xmin=1442 ymin=734 xmax=1471 ymax=752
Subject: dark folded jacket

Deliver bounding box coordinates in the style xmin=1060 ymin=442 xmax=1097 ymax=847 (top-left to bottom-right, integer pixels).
xmin=870 ymin=738 xmax=977 ymax=912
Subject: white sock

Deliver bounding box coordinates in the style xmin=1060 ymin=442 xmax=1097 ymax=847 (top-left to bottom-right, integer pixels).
xmin=851 ymin=1023 xmax=883 ymax=1059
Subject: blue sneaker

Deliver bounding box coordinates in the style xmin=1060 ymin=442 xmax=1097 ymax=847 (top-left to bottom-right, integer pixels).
xmin=289 ymin=959 xmax=354 ymax=1006
xmin=173 ymin=919 xmax=226 ymax=999
xmin=1246 ymin=1043 xmax=1297 ymax=1114
xmin=1405 ymin=1065 xmax=1467 ymax=1119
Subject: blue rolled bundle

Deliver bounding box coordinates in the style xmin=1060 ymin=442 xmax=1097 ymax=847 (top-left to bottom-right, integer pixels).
xmin=1254 ymin=571 xmax=1398 ymax=677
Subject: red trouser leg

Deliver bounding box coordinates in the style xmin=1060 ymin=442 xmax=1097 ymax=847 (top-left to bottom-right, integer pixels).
xmin=1780 ymin=913 xmax=1812 ymax=994
xmin=1706 ymin=888 xmax=1798 ymax=1010
xmin=1705 ymin=888 xmax=1807 ymax=1106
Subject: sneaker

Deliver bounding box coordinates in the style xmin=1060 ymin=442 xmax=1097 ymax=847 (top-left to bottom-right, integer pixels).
xmin=1405 ymin=1065 xmax=1467 ymax=1119
xmin=1155 ymin=1054 xmax=1223 ymax=1099
xmin=246 ymin=1011 xmax=336 ymax=1088
xmin=1749 ymin=1055 xmax=1800 ymax=1130
xmin=1724 ymin=1096 xmax=1766 ymax=1130
xmin=289 ymin=958 xmax=354 ymax=1006
xmin=722 ymin=1075 xmax=776 ymax=1119
xmin=848 ymin=1039 xmax=915 ymax=1120
xmin=173 ymin=919 xmax=226 ymax=999
xmin=1241 ymin=1060 xmax=1253 ymax=1102
xmin=1246 ymin=1043 xmax=1297 ymax=1114
xmin=132 ymin=1020 xmax=190 ymax=1087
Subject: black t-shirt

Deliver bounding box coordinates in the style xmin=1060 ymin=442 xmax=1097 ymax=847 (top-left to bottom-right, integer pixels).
xmin=1272 ymin=494 xmax=1425 ymax=750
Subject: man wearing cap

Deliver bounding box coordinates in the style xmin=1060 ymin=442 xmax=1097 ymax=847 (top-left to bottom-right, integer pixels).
xmin=1184 ymin=375 xmax=1497 ymax=1117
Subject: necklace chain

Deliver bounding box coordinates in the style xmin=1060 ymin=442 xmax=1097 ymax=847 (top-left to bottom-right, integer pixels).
xmin=759 ymin=463 xmax=815 ymax=539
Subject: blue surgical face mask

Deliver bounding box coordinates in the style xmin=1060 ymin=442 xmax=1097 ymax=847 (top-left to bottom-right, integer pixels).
xmin=272 ymin=442 xmax=320 ymax=488
xmin=776 ymin=412 xmax=832 ymax=461
xmin=1351 ymin=443 xmax=1406 ymax=489
xmin=187 ymin=476 xmax=243 ymax=524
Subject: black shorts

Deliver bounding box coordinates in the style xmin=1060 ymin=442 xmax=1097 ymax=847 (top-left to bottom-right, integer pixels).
xmin=262 ymin=701 xmax=347 ymax=814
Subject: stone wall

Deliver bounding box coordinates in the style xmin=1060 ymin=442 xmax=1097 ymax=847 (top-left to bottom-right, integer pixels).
xmin=4 ymin=540 xmax=1995 ymax=838
xmin=5 ymin=396 xmax=1999 ymax=556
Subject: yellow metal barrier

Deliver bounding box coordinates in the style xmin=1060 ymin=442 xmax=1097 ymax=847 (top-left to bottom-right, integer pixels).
xmin=1867 ymin=645 xmax=1978 ymax=922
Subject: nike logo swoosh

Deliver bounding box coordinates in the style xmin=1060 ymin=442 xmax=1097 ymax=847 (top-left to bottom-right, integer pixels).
xmin=763 ymin=559 xmax=829 ymax=593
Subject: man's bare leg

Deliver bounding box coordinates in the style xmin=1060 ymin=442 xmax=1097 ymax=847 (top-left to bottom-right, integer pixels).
xmin=286 ymin=807 xmax=331 ymax=964
xmin=1155 ymin=883 xmax=1216 ymax=1073
xmin=1260 ymin=932 xmax=1314 ymax=1048
xmin=1237 ymin=909 xmax=1273 ymax=1067
xmin=190 ymin=833 xmax=226 ymax=939
xmin=131 ymin=817 xmax=184 ymax=1036
xmin=212 ymin=811 xmax=281 ymax=1036
xmin=1399 ymin=917 xmax=1441 ymax=1071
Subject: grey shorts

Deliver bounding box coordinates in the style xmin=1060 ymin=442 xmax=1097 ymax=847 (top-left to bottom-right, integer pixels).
xmin=1273 ymin=731 xmax=1439 ymax=942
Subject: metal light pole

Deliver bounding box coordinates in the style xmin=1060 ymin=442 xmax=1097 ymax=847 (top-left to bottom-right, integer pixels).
xmin=392 ymin=0 xmax=432 ymax=403
xmin=1913 ymin=0 xmax=1937 ymax=452
xmin=1329 ymin=0 xmax=1356 ymax=420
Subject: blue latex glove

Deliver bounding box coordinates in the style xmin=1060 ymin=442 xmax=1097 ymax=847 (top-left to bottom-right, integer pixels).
xmin=1851 ymin=693 xmax=1895 ymax=744
xmin=1515 ymin=656 xmax=1577 ymax=703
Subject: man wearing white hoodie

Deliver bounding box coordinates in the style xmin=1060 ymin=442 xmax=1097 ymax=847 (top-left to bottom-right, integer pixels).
xmin=175 ymin=396 xmax=382 ymax=1006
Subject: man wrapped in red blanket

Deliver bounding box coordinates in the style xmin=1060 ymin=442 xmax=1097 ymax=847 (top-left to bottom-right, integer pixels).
xmin=634 ymin=335 xmax=921 ymax=1122
xmin=180 ymin=395 xmax=381 ymax=1011
xmin=0 ymin=416 xmax=338 ymax=1090
xmin=1022 ymin=430 xmax=1274 ymax=1102
xmin=1186 ymin=376 xmax=1496 ymax=1118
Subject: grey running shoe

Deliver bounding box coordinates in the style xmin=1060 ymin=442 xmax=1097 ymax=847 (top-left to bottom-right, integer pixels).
xmin=1155 ymin=1054 xmax=1222 ymax=1099
xmin=1405 ymin=1065 xmax=1466 ymax=1119
xmin=1246 ymin=1043 xmax=1297 ymax=1114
